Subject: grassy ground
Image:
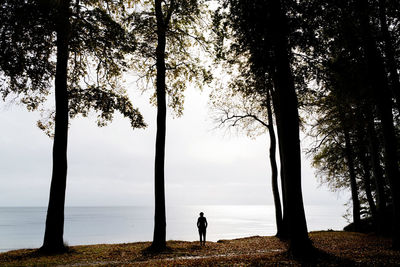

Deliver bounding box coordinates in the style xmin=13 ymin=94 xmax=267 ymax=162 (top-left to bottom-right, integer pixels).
xmin=0 ymin=231 xmax=399 ymax=266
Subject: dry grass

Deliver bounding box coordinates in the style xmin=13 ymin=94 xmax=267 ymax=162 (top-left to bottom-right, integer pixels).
xmin=0 ymin=231 xmax=399 ymax=266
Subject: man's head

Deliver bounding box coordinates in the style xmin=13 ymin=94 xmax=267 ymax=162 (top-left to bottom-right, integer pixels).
xmin=200 ymin=212 xmax=204 ymax=217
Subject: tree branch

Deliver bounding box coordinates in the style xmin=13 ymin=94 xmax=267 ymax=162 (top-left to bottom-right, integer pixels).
xmin=220 ymin=113 xmax=269 ymax=129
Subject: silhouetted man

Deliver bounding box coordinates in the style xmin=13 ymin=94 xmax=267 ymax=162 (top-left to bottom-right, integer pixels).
xmin=197 ymin=212 xmax=208 ymax=246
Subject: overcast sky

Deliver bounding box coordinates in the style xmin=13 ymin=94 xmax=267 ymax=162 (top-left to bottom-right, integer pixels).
xmin=0 ymin=81 xmax=348 ymax=209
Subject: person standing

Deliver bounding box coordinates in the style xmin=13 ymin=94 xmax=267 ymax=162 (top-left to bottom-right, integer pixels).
xmin=197 ymin=212 xmax=208 ymax=246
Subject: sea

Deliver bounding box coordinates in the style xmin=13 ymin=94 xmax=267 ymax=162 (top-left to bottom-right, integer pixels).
xmin=0 ymin=205 xmax=347 ymax=252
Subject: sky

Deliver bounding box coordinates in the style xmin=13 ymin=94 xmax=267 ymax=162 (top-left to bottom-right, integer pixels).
xmin=0 ymin=81 xmax=348 ymax=209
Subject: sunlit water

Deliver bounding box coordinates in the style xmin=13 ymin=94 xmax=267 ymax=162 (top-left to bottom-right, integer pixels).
xmin=0 ymin=205 xmax=347 ymax=252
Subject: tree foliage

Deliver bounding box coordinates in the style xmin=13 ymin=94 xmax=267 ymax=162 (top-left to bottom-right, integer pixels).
xmin=302 ymin=0 xmax=400 ymax=245
xmin=128 ymin=0 xmax=212 ymax=117
xmin=0 ymin=0 xmax=146 ymax=133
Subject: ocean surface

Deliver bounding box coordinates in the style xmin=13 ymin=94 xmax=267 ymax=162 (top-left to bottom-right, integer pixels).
xmin=0 ymin=205 xmax=347 ymax=252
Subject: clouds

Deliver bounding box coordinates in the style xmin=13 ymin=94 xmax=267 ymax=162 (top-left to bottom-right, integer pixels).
xmin=0 ymin=86 xmax=346 ymax=208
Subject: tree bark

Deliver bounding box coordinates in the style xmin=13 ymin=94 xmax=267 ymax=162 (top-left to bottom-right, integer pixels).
xmin=268 ymin=0 xmax=312 ymax=256
xmin=41 ymin=0 xmax=70 ymax=253
xmin=151 ymin=0 xmax=169 ymax=250
xmin=266 ymin=88 xmax=283 ymax=238
xmin=356 ymin=0 xmax=400 ymax=249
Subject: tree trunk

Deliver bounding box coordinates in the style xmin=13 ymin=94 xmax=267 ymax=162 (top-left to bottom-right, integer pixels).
xmin=41 ymin=0 xmax=70 ymax=254
xmin=266 ymin=88 xmax=283 ymax=238
xmin=270 ymin=89 xmax=289 ymax=240
xmin=365 ymin=106 xmax=387 ymax=233
xmin=357 ymin=138 xmax=377 ymax=219
xmin=268 ymin=0 xmax=311 ymax=256
xmin=354 ymin=109 xmax=377 ymax=220
xmin=342 ymin=124 xmax=361 ymax=231
xmin=378 ymin=0 xmax=400 ymax=114
xmin=356 ymin=0 xmax=400 ymax=249
xmin=151 ymin=0 xmax=168 ymax=251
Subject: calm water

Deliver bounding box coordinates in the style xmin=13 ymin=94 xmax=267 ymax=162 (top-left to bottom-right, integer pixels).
xmin=0 ymin=205 xmax=346 ymax=252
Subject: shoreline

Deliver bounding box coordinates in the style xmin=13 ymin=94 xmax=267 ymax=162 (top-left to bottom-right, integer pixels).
xmin=0 ymin=205 xmax=347 ymax=254
xmin=1 ymin=231 xmax=400 ymax=266
xmin=0 ymin=229 xmax=341 ymax=254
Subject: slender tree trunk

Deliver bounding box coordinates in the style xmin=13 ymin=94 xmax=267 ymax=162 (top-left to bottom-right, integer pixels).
xmin=41 ymin=0 xmax=70 ymax=253
xmin=355 ymin=109 xmax=377 ymax=220
xmin=268 ymin=0 xmax=311 ymax=256
xmin=378 ymin=0 xmax=400 ymax=113
xmin=365 ymin=107 xmax=387 ymax=233
xmin=270 ymin=89 xmax=289 ymax=240
xmin=356 ymin=0 xmax=400 ymax=248
xmin=151 ymin=0 xmax=168 ymax=250
xmin=280 ymin=164 xmax=289 ymax=239
xmin=359 ymin=151 xmax=377 ymax=218
xmin=342 ymin=124 xmax=361 ymax=231
xmin=266 ymin=88 xmax=283 ymax=237
xmin=357 ymin=139 xmax=377 ymax=219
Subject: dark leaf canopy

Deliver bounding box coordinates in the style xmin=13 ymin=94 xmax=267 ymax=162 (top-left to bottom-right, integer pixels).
xmin=0 ymin=0 xmax=146 ymax=132
xmin=0 ymin=0 xmax=55 ymax=106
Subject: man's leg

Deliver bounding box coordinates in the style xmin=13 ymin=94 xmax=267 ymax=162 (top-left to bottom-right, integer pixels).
xmin=199 ymin=230 xmax=203 ymax=245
